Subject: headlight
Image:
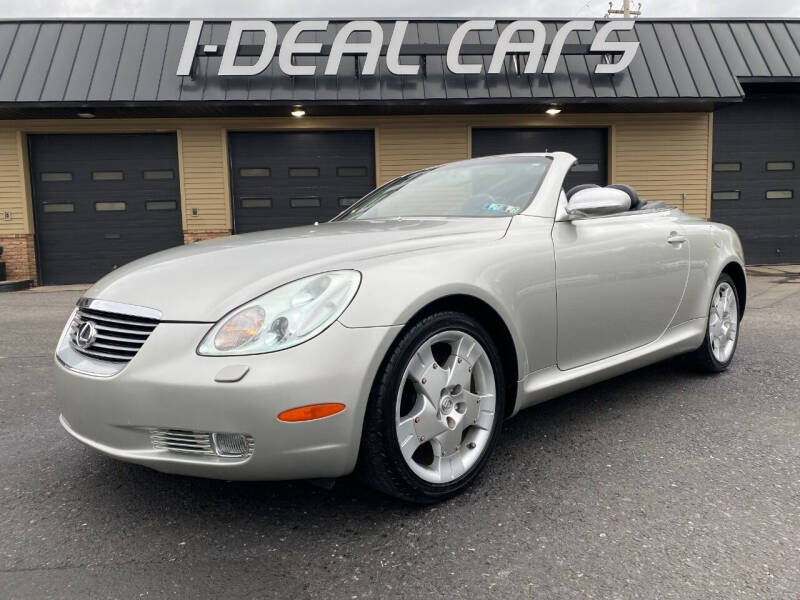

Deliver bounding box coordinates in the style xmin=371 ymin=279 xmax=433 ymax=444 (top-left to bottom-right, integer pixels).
xmin=197 ymin=270 xmax=361 ymax=356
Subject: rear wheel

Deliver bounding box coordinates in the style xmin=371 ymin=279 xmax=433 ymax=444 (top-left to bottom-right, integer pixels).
xmin=358 ymin=311 xmax=505 ymax=503
xmin=689 ymin=273 xmax=741 ymax=372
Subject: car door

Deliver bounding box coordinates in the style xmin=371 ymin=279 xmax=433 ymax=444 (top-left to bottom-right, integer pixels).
xmin=552 ymin=209 xmax=691 ymax=370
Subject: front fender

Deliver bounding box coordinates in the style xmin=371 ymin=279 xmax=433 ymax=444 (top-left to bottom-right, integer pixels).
xmin=339 ymin=216 xmax=559 ymax=381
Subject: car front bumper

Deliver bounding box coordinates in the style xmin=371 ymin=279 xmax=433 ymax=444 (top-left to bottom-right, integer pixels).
xmin=56 ymin=320 xmax=401 ymax=480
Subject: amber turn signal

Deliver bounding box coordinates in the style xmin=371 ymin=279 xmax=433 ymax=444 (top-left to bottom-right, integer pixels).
xmin=278 ymin=403 xmax=346 ymax=422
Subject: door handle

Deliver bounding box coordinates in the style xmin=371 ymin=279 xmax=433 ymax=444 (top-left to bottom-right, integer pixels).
xmin=667 ymin=232 xmax=687 ymax=245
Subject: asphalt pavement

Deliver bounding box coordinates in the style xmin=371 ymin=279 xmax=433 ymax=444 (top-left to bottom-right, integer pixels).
xmin=1 ymin=275 xmax=799 ymax=599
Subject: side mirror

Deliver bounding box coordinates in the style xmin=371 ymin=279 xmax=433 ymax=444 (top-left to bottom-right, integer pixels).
xmin=566 ymin=187 xmax=631 ymax=219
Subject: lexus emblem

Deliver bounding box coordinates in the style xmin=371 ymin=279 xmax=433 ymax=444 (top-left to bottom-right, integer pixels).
xmin=76 ymin=321 xmax=97 ymax=349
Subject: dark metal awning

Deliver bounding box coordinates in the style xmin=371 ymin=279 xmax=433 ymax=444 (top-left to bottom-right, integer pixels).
xmin=0 ymin=18 xmax=799 ymax=117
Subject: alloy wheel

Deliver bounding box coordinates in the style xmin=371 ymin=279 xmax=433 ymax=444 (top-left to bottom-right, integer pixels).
xmin=394 ymin=330 xmax=497 ymax=484
xmin=709 ymin=281 xmax=738 ymax=363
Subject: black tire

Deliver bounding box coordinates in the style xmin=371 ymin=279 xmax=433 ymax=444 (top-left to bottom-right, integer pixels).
xmin=357 ymin=311 xmax=505 ymax=504
xmin=688 ymin=273 xmax=741 ymax=372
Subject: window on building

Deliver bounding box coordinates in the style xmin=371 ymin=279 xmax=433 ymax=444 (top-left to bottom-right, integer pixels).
xmin=240 ymin=197 xmax=272 ymax=208
xmin=337 ymin=167 xmax=368 ymax=177
xmin=289 ymin=168 xmax=320 ymax=177
xmin=712 ymin=191 xmax=740 ymax=201
xmin=40 ymin=172 xmax=73 ymax=182
xmin=92 ymin=171 xmax=124 ymax=181
xmin=42 ymin=202 xmax=74 ymax=213
xmin=145 ymin=200 xmax=178 ymax=211
xmin=95 ymin=201 xmax=126 ymax=211
xmin=143 ymin=169 xmax=175 ymax=180
xmin=571 ymin=163 xmax=600 ymax=172
xmin=339 ymin=197 xmax=360 ymax=207
xmin=290 ymin=197 xmax=321 ymax=208
xmin=766 ymin=190 xmax=793 ymax=200
xmin=239 ymin=168 xmax=271 ymax=177
xmin=713 ymin=163 xmax=742 ymax=172
xmin=766 ymin=161 xmax=794 ymax=171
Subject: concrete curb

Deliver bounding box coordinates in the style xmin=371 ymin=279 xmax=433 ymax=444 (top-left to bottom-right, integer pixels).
xmin=746 ymin=265 xmax=800 ymax=277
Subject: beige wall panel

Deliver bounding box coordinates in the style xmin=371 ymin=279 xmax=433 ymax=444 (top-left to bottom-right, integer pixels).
xmin=376 ymin=121 xmax=469 ymax=184
xmin=614 ymin=113 xmax=711 ymax=217
xmin=0 ymin=126 xmax=29 ymax=235
xmin=177 ymin=124 xmax=230 ymax=232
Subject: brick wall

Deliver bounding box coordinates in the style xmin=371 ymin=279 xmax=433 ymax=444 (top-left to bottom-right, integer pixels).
xmin=0 ymin=234 xmax=36 ymax=282
xmin=182 ymin=230 xmax=232 ymax=245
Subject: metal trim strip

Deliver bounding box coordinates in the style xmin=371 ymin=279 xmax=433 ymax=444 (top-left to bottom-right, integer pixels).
xmin=78 ymin=297 xmax=162 ymax=320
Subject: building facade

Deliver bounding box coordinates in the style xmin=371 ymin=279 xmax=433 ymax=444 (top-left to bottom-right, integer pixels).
xmin=0 ymin=18 xmax=798 ymax=284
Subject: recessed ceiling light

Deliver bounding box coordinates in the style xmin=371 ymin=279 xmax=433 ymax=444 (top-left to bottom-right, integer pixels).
xmin=546 ymin=107 xmax=562 ymax=116
xmin=77 ymin=109 xmax=95 ymax=119
xmin=291 ymin=108 xmax=306 ymax=117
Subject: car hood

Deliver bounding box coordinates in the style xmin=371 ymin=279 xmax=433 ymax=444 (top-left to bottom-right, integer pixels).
xmin=85 ymin=218 xmax=511 ymax=321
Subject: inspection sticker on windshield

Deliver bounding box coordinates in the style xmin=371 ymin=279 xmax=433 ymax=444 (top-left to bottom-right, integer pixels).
xmin=483 ymin=202 xmax=521 ymax=215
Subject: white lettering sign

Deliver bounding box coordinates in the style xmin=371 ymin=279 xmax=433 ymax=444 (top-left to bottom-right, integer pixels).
xmin=325 ymin=21 xmax=383 ymax=75
xmin=387 ymin=21 xmax=419 ymax=75
xmin=279 ymin=20 xmax=328 ymax=76
xmin=176 ymin=19 xmax=640 ymax=77
xmin=489 ymin=20 xmax=546 ymax=74
xmin=543 ymin=20 xmax=594 ymax=73
xmin=447 ymin=20 xmax=494 ymax=74
xmin=591 ymin=21 xmax=639 ymax=74
xmin=218 ymin=21 xmax=278 ymax=76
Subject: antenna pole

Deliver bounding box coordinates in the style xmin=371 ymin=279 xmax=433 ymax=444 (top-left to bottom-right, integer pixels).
xmin=607 ymin=0 xmax=642 ymax=18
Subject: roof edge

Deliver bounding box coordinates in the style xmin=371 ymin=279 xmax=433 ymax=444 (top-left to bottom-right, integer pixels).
xmin=1 ymin=17 xmax=800 ymax=23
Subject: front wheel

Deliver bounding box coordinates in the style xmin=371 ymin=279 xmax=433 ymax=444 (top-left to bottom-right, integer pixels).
xmin=689 ymin=273 xmax=741 ymax=372
xmin=357 ymin=311 xmax=505 ymax=503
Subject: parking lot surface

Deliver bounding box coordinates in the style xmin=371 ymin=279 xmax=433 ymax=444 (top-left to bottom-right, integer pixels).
xmin=1 ymin=275 xmax=799 ymax=599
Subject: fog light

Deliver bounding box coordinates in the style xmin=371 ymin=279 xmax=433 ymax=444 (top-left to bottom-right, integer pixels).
xmin=212 ymin=432 xmax=250 ymax=457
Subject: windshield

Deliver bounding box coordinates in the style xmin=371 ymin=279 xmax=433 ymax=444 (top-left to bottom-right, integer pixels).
xmin=336 ymin=156 xmax=551 ymax=221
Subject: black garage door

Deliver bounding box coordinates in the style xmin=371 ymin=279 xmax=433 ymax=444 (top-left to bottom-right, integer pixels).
xmin=472 ymin=128 xmax=608 ymax=191
xmin=712 ymin=95 xmax=800 ymax=264
xmin=30 ymin=134 xmax=182 ymax=285
xmin=229 ymin=131 xmax=375 ymax=234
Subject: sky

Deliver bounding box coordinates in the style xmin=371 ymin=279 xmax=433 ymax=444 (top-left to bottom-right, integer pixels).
xmin=2 ymin=0 xmax=799 ymax=18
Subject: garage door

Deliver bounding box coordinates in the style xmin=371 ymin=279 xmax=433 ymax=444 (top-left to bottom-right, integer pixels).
xmin=30 ymin=134 xmax=182 ymax=285
xmin=229 ymin=131 xmax=375 ymax=234
xmin=712 ymin=95 xmax=800 ymax=264
xmin=472 ymin=128 xmax=608 ymax=191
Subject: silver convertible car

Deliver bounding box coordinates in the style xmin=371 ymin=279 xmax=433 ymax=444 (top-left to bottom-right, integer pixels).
xmin=56 ymin=152 xmax=745 ymax=503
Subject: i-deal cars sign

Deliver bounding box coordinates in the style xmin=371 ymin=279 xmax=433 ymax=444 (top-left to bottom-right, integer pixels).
xmin=177 ymin=20 xmax=640 ymax=77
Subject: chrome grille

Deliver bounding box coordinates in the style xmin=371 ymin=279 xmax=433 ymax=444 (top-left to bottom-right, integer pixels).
xmin=150 ymin=429 xmax=215 ymax=455
xmin=69 ymin=306 xmax=159 ymax=363
xmin=150 ymin=428 xmax=255 ymax=458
